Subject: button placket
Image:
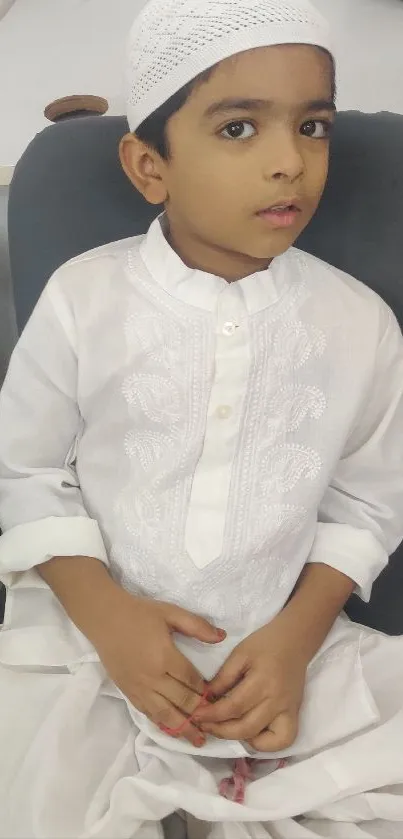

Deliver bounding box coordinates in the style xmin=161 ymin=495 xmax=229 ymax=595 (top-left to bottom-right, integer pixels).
xmin=184 ymin=286 xmax=250 ymax=569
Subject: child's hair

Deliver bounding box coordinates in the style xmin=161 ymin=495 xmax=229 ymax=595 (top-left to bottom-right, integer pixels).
xmin=135 ymin=50 xmax=336 ymax=161
xmin=135 ymin=68 xmax=214 ymax=159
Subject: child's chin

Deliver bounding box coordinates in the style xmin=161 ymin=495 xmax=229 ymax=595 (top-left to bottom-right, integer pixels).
xmin=250 ymin=233 xmax=299 ymax=260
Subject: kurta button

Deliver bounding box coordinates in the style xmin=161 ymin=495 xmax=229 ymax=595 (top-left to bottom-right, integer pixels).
xmin=216 ymin=405 xmax=232 ymax=419
xmin=222 ymin=321 xmax=237 ymax=337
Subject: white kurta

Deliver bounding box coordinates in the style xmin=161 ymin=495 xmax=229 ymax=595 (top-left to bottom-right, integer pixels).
xmin=1 ymin=217 xmax=403 ymax=838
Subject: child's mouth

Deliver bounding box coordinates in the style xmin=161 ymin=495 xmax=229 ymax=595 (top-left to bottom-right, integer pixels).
xmin=256 ymin=203 xmax=301 ymax=229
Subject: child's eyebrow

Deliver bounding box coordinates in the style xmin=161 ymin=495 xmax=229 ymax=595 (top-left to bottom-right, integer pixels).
xmin=203 ymin=97 xmax=336 ymax=118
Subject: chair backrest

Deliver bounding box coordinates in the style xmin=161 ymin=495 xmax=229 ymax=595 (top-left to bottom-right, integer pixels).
xmin=7 ymin=111 xmax=403 ymax=634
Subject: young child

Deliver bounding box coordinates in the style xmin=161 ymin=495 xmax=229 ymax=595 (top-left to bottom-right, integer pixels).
xmin=1 ymin=0 xmax=403 ymax=837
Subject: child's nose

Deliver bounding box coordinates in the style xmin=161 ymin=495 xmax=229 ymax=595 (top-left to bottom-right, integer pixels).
xmin=261 ymin=132 xmax=305 ymax=183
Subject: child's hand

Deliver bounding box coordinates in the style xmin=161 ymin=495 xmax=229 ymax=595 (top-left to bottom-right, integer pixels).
xmin=91 ymin=588 xmax=225 ymax=748
xmin=193 ymin=616 xmax=309 ymax=751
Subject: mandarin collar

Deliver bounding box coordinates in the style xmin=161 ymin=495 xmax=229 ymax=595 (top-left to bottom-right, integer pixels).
xmin=139 ymin=215 xmax=294 ymax=315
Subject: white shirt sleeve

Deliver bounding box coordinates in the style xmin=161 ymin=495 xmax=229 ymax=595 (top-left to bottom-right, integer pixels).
xmin=0 ymin=277 xmax=107 ymax=576
xmin=307 ymin=304 xmax=403 ymax=601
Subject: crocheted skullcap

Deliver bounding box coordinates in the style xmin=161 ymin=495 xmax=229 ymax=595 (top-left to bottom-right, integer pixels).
xmin=126 ymin=0 xmax=333 ymax=132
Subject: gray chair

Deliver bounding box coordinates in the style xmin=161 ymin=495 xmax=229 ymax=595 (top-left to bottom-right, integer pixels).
xmin=4 ymin=110 xmax=403 ymax=641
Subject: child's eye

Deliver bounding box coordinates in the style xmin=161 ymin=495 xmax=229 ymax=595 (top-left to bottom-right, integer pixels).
xmin=220 ymin=120 xmax=256 ymax=140
xmin=300 ymin=119 xmax=333 ymax=139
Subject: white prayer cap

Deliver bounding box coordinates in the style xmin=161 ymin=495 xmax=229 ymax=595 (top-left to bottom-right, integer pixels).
xmin=126 ymin=0 xmax=333 ymax=132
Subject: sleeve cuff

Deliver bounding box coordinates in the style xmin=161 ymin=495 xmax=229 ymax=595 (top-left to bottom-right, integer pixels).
xmin=307 ymin=523 xmax=388 ymax=602
xmin=0 ymin=516 xmax=108 ymax=577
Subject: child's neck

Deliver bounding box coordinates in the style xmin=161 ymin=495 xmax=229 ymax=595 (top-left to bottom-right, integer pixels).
xmin=165 ymin=216 xmax=273 ymax=282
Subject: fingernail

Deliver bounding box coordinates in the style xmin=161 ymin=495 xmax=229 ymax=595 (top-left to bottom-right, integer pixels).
xmin=195 ymin=735 xmax=205 ymax=747
xmin=158 ymin=724 xmax=173 ymax=735
xmin=216 ymin=629 xmax=227 ymax=640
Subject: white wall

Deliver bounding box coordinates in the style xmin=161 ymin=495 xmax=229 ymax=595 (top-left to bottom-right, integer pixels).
xmin=0 ymin=0 xmax=148 ymax=176
xmin=0 ymin=0 xmax=403 ymax=178
xmin=318 ymin=0 xmax=403 ymax=115
xmin=0 ymin=0 xmax=16 ymax=20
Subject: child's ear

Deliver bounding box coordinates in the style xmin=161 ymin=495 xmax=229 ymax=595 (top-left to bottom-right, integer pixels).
xmin=119 ymin=133 xmax=168 ymax=205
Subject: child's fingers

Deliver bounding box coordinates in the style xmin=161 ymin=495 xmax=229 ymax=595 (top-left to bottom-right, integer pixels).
xmin=207 ymin=651 xmax=247 ymax=701
xmin=198 ymin=701 xmax=274 ymax=742
xmin=158 ymin=675 xmax=210 ymax=718
xmin=149 ymin=694 xmax=206 ymax=748
xmin=249 ymin=711 xmax=299 ymax=753
xmin=194 ymin=675 xmax=259 ymax=724
xmin=165 ymin=603 xmax=226 ymax=645
xmin=168 ymin=647 xmax=207 ymax=697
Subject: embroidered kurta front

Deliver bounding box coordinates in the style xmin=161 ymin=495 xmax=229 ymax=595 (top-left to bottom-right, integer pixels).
xmin=1 ymin=217 xmax=403 ymax=628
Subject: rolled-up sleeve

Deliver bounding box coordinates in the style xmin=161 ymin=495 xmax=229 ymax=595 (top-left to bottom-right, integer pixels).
xmin=308 ymin=304 xmax=403 ymax=601
xmin=0 ymin=276 xmax=107 ymax=578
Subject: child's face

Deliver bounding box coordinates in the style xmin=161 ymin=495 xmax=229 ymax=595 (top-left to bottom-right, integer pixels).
xmin=125 ymin=44 xmax=335 ymax=279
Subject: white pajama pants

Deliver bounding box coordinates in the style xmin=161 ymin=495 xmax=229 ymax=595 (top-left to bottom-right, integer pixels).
xmin=1 ymin=572 xmax=403 ymax=839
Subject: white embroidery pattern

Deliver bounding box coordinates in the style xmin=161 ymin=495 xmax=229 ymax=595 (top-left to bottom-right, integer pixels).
xmin=122 ymin=373 xmax=182 ymax=426
xmin=124 ymin=429 xmax=175 ymax=474
xmin=272 ymin=321 xmax=327 ymax=373
xmin=116 ymin=543 xmax=161 ymax=598
xmin=117 ymin=488 xmax=162 ymax=543
xmin=110 ymin=246 xmax=330 ymax=627
xmin=251 ymin=504 xmax=309 ymax=555
xmin=162 ymin=550 xmax=293 ymax=626
xmin=199 ymin=554 xmax=291 ymax=625
xmin=239 ymin=292 xmax=328 ymax=573
xmin=125 ymin=312 xmax=182 ymax=370
xmin=268 ymin=384 xmax=327 ymax=432
xmin=114 ymin=281 xmax=215 ymax=605
xmin=260 ymin=443 xmax=322 ymax=495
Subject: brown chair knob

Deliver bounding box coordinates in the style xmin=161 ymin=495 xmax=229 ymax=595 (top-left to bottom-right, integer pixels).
xmin=44 ymin=95 xmax=109 ymax=123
